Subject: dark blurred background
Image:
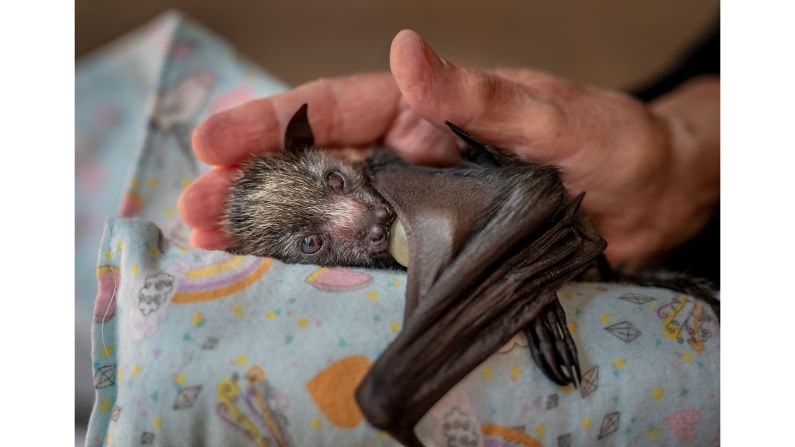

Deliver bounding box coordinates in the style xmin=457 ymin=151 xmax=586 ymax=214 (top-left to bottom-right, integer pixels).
xmin=76 ymin=0 xmax=718 ymax=90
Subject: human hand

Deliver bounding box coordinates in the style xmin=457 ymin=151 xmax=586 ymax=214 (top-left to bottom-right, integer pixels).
xmin=178 ymin=29 xmax=719 ymax=269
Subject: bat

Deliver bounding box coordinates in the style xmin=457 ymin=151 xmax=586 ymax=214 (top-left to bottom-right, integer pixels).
xmin=223 ymin=104 xmax=719 ymax=446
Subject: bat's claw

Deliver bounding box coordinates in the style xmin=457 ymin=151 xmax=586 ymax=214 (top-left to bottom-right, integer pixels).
xmin=552 ymin=299 xmax=582 ymax=384
xmin=525 ymin=300 xmax=582 ymax=387
xmin=525 ymin=314 xmax=568 ymax=385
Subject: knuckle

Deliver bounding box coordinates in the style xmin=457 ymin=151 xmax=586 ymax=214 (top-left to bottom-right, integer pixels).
xmin=302 ymin=77 xmax=332 ymax=93
xmin=476 ymin=73 xmax=507 ymax=104
xmin=471 ymin=72 xmax=514 ymax=121
xmin=536 ymin=76 xmax=584 ymax=101
xmin=533 ymin=103 xmax=568 ymax=136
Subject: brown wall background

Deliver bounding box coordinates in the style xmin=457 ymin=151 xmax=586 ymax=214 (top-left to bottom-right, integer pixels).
xmin=76 ymin=0 xmax=718 ymax=92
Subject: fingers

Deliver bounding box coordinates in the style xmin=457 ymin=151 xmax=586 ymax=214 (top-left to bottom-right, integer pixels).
xmin=190 ymin=228 xmax=231 ymax=250
xmin=179 ymin=166 xmax=236 ymax=250
xmin=177 ymin=166 xmax=238 ymax=230
xmin=382 ymin=105 xmax=461 ymax=166
xmin=193 ymin=73 xmax=401 ymax=166
xmin=389 ymin=29 xmax=570 ymax=158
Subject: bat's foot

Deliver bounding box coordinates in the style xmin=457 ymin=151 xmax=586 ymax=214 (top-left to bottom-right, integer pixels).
xmin=525 ymin=299 xmax=582 ymax=387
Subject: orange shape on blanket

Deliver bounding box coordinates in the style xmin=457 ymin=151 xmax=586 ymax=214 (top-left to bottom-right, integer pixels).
xmin=481 ymin=424 xmax=545 ymax=447
xmin=306 ymin=355 xmax=371 ymax=429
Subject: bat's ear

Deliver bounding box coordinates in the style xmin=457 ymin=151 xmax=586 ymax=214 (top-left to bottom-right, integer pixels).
xmin=284 ymin=103 xmax=315 ymax=153
xmin=445 ymin=121 xmax=490 ymax=150
xmin=568 ymin=192 xmax=586 ymax=216
xmin=445 ymin=120 xmax=511 ymax=166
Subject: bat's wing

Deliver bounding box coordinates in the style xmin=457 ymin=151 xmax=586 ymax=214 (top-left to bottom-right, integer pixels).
xmin=445 ymin=122 xmax=588 ymax=387
xmin=359 ymin=142 xmax=605 ymax=445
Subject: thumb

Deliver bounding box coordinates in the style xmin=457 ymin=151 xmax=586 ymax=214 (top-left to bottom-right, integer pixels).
xmin=389 ymin=29 xmax=565 ymax=153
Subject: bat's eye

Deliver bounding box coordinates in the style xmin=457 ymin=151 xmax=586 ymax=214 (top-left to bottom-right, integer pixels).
xmin=301 ymin=235 xmax=323 ymax=254
xmin=326 ymin=171 xmax=346 ymax=191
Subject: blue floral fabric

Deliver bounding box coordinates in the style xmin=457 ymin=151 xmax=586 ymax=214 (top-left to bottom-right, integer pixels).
xmin=87 ymin=218 xmax=719 ymax=447
xmin=75 ymin=10 xmax=286 ymax=413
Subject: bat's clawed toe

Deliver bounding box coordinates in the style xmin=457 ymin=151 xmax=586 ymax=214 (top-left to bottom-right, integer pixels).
xmin=553 ymin=299 xmax=583 ymax=385
xmin=525 ymin=300 xmax=582 ymax=387
xmin=526 ymin=315 xmax=568 ymax=385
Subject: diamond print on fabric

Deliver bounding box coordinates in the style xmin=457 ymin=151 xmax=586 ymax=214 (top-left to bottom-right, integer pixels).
xmin=598 ymin=411 xmax=620 ymax=439
xmin=618 ymin=293 xmax=656 ymax=305
xmin=604 ymin=321 xmax=642 ymax=342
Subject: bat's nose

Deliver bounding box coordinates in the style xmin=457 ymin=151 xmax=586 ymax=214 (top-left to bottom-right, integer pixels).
xmin=369 ymin=225 xmax=385 ymax=242
xmin=368 ymin=225 xmax=388 ymax=251
xmin=374 ymin=206 xmax=391 ymax=224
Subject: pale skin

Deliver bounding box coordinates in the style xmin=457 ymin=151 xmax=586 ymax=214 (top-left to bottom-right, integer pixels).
xmin=178 ymin=29 xmax=719 ymax=270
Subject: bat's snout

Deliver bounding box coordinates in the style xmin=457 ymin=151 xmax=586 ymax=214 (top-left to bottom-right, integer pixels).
xmin=374 ymin=206 xmax=392 ymax=225
xmin=367 ymin=205 xmax=393 ymax=253
xmin=368 ymin=224 xmax=388 ymax=252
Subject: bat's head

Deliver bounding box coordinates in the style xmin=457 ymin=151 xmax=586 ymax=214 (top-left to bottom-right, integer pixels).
xmin=223 ymin=104 xmax=396 ymax=267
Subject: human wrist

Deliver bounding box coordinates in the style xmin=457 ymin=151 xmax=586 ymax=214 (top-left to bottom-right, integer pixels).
xmin=643 ymin=77 xmax=720 ymax=264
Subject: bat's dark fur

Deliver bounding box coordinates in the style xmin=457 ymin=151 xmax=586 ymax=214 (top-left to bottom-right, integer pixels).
xmin=223 ymin=104 xmax=719 ymax=446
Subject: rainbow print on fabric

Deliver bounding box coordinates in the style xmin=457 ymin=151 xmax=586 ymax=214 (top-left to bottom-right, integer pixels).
xmin=173 ymin=256 xmax=273 ymax=303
